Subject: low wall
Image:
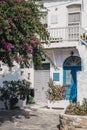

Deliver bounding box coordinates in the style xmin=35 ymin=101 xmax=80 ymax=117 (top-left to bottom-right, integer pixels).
xmin=0 ymin=99 xmax=26 ymax=110
xmin=59 ymin=114 xmax=87 ymax=130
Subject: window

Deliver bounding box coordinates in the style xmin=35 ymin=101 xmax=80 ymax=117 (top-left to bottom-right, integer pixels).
xmin=50 ymin=15 xmax=58 ymax=24
xmin=68 ymin=12 xmax=80 ymax=24
xmin=63 ymin=56 xmax=81 ymax=67
xmin=53 ymin=73 xmax=60 ymax=81
xmin=67 ymin=4 xmax=81 ymax=25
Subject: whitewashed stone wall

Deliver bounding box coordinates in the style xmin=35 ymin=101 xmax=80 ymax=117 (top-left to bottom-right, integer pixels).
xmin=59 ymin=114 xmax=87 ymax=130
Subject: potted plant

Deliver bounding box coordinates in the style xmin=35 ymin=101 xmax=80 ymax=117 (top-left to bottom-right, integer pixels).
xmin=47 ymin=78 xmax=68 ymax=109
xmin=59 ymin=98 xmax=87 ymax=130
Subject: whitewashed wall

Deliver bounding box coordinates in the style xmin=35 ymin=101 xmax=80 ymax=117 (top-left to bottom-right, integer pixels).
xmin=0 ymin=61 xmax=34 ymax=88
xmin=77 ymin=71 xmax=87 ymax=103
xmin=20 ymin=67 xmax=34 ymax=88
xmin=43 ymin=0 xmax=83 ymax=29
xmin=44 ymin=0 xmax=69 ymax=28
xmin=82 ymin=0 xmax=87 ymax=31
xmin=77 ymin=45 xmax=87 ymax=71
xmin=46 ymin=48 xmax=79 ymax=85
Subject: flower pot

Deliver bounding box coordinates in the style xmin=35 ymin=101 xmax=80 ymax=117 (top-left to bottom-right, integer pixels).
xmin=48 ymin=100 xmax=69 ymax=110
xmin=59 ymin=114 xmax=87 ymax=130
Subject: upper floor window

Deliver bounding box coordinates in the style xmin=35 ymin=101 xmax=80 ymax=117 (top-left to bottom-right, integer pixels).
xmin=67 ymin=4 xmax=81 ymax=25
xmin=68 ymin=12 xmax=80 ymax=24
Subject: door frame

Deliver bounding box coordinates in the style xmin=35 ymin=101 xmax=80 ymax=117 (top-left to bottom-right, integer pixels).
xmin=63 ymin=56 xmax=81 ymax=102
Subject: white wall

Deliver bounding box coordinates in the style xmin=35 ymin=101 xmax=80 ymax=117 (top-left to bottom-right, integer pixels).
xmin=43 ymin=0 xmax=83 ymax=29
xmin=82 ymin=0 xmax=87 ymax=30
xmin=46 ymin=48 xmax=79 ymax=85
xmin=77 ymin=71 xmax=87 ymax=103
xmin=77 ymin=45 xmax=87 ymax=71
xmin=0 ymin=61 xmax=34 ymax=88
xmin=43 ymin=0 xmax=70 ymax=28
xmin=0 ymin=61 xmax=34 ymax=109
xmin=20 ymin=67 xmax=34 ymax=88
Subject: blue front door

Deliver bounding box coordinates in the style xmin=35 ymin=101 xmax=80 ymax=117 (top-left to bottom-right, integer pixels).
xmin=63 ymin=56 xmax=81 ymax=102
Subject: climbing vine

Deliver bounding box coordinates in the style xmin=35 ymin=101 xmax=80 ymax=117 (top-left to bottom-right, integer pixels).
xmin=0 ymin=0 xmax=49 ymax=68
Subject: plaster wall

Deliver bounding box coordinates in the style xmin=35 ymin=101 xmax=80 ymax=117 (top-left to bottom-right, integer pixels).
xmin=77 ymin=45 xmax=87 ymax=71
xmin=46 ymin=48 xmax=79 ymax=85
xmin=82 ymin=0 xmax=87 ymax=30
xmin=0 ymin=61 xmax=34 ymax=88
xmin=44 ymin=0 xmax=69 ymax=28
xmin=77 ymin=71 xmax=87 ymax=103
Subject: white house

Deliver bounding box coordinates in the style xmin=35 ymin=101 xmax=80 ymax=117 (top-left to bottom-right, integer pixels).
xmin=0 ymin=0 xmax=87 ymax=108
xmin=34 ymin=0 xmax=87 ymax=105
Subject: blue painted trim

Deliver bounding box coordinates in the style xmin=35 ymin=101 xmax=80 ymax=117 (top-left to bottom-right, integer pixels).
xmin=63 ymin=69 xmax=66 ymax=85
xmin=63 ymin=56 xmax=81 ymax=67
xmin=63 ymin=56 xmax=82 ymax=102
xmin=53 ymin=73 xmax=60 ymax=81
xmin=81 ymin=40 xmax=87 ymax=46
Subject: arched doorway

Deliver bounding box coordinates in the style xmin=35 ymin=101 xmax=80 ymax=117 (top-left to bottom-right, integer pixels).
xmin=63 ymin=56 xmax=81 ymax=102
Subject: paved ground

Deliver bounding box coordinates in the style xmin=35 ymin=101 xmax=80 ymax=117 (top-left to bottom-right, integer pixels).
xmin=0 ymin=104 xmax=63 ymax=130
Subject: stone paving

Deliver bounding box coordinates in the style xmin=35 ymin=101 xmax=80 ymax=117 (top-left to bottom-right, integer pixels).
xmin=0 ymin=104 xmax=63 ymax=130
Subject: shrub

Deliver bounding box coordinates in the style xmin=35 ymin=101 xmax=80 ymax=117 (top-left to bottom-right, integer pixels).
xmin=65 ymin=98 xmax=87 ymax=115
xmin=28 ymin=95 xmax=35 ymax=104
xmin=47 ymin=78 xmax=66 ymax=101
xmin=0 ymin=80 xmax=30 ymax=109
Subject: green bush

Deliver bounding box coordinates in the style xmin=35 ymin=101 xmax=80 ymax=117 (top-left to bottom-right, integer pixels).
xmin=0 ymin=80 xmax=30 ymax=110
xmin=65 ymin=98 xmax=87 ymax=115
xmin=28 ymin=96 xmax=35 ymax=104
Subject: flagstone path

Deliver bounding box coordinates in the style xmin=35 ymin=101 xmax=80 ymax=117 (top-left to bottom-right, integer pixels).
xmin=0 ymin=105 xmax=63 ymax=130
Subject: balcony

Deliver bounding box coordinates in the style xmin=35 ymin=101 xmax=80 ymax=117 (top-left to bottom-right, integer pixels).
xmin=43 ymin=26 xmax=87 ymax=49
xmin=46 ymin=26 xmax=87 ymax=43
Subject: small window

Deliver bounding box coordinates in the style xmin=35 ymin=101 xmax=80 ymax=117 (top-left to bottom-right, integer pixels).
xmin=53 ymin=73 xmax=60 ymax=81
xmin=50 ymin=15 xmax=58 ymax=24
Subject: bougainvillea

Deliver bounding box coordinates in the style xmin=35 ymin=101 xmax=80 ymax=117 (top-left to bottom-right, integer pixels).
xmin=0 ymin=0 xmax=49 ymax=68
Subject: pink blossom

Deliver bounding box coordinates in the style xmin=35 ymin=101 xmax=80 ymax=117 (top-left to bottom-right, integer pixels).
xmin=24 ymin=43 xmax=33 ymax=53
xmin=1 ymin=39 xmax=12 ymax=52
xmin=16 ymin=0 xmax=19 ymax=3
xmin=30 ymin=39 xmax=36 ymax=45
xmin=28 ymin=46 xmax=33 ymax=53
xmin=24 ymin=43 xmax=29 ymax=51
xmin=17 ymin=56 xmax=23 ymax=62
xmin=5 ymin=43 xmax=12 ymax=51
